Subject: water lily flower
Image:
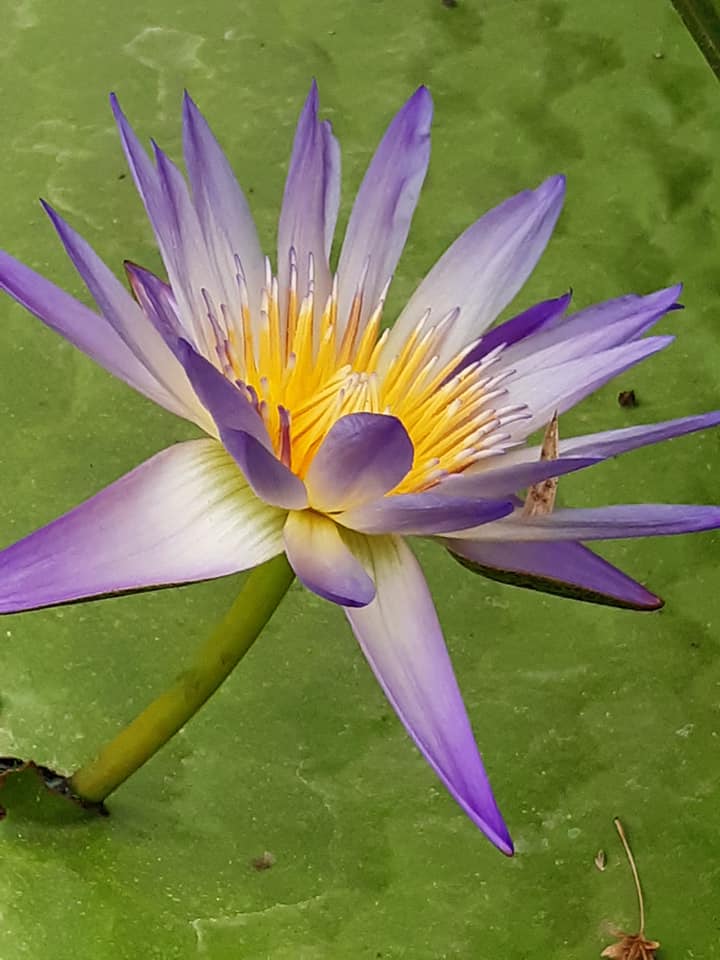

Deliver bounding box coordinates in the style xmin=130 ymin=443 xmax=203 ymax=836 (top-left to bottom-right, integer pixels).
xmin=1 ymin=83 xmax=719 ymax=856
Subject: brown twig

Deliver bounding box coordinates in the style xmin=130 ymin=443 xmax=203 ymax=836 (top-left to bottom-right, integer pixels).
xmin=613 ymin=818 xmax=645 ymax=935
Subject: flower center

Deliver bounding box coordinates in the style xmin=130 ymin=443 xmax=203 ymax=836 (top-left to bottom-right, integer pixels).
xmin=202 ymin=251 xmax=527 ymax=493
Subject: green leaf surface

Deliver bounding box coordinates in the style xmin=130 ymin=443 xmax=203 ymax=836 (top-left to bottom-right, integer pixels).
xmin=1 ymin=0 xmax=720 ymax=956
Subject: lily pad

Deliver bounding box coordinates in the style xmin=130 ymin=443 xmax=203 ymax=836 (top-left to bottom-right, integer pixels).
xmin=0 ymin=757 xmax=107 ymax=823
xmin=1 ymin=0 xmax=720 ymax=957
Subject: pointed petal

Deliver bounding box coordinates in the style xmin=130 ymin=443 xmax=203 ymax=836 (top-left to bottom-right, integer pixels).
xmin=440 ymin=456 xmax=600 ymax=499
xmin=382 ymin=175 xmax=565 ymax=373
xmin=283 ymin=511 xmax=374 ymax=607
xmin=110 ymin=95 xmax=219 ymax=336
xmin=336 ymin=493 xmax=513 ymax=535
xmin=0 ymin=250 xmax=188 ymax=420
xmin=111 ymin=92 xmax=165 ymax=224
xmin=344 ymin=534 xmax=512 ymax=854
xmin=500 ymin=285 xmax=682 ymax=367
xmin=278 ymin=81 xmax=340 ymax=312
xmin=182 ymin=92 xmax=265 ymax=315
xmin=175 ymin=340 xmax=270 ymax=442
xmin=172 ymin=345 xmax=307 ymax=509
xmin=39 ymin=203 xmax=209 ymax=430
xmin=337 ymin=86 xmax=432 ymax=334
xmin=449 ymin=503 xmax=720 ymax=542
xmin=124 ymin=261 xmax=184 ymax=344
xmin=559 ymin=411 xmax=720 ymax=459
xmin=0 ymin=440 xmax=285 ymax=613
xmin=111 ymin=95 xmax=187 ymax=299
xmin=493 ymin=411 xmax=720 ymax=471
xmin=446 ymin=538 xmax=662 ymax=610
xmin=305 ymin=413 xmax=413 ymax=512
xmin=502 ymin=336 xmax=674 ymax=442
xmin=221 ymin=429 xmax=308 ymax=510
xmin=152 ymin=143 xmax=225 ymax=337
xmin=506 ymin=286 xmax=682 ymax=380
xmin=454 ymin=291 xmax=572 ymax=374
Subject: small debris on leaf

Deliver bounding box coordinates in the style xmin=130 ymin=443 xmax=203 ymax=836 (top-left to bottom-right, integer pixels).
xmin=442 ymin=0 xmax=458 ymax=7
xmin=0 ymin=756 xmax=108 ymax=823
xmin=618 ymin=390 xmax=638 ymax=408
xmin=251 ymin=850 xmax=276 ymax=871
xmin=601 ymin=818 xmax=660 ymax=959
xmin=595 ymin=849 xmax=607 ymax=871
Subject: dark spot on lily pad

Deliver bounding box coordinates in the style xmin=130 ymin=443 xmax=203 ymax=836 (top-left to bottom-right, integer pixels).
xmin=0 ymin=757 xmax=108 ymax=824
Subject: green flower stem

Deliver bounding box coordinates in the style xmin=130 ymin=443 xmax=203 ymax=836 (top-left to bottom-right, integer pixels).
xmin=69 ymin=555 xmax=295 ymax=804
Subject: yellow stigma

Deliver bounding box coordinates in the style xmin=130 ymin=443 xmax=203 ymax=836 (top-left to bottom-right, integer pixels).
xmin=203 ymin=253 xmax=524 ymax=493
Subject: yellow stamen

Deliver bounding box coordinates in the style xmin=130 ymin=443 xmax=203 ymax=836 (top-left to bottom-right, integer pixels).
xmin=192 ymin=258 xmax=521 ymax=492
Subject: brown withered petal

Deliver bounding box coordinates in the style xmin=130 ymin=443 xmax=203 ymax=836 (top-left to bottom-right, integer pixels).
xmin=522 ymin=411 xmax=559 ymax=517
xmin=601 ymin=932 xmax=660 ymax=959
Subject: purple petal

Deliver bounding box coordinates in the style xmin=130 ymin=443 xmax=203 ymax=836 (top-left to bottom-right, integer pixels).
xmin=337 ymin=86 xmax=432 ymax=334
xmin=125 ymin=262 xmax=184 ymax=345
xmin=152 ymin=143 xmax=224 ymax=335
xmin=440 ymin=456 xmax=600 ymax=499
xmin=305 ymin=413 xmax=414 ymax=512
xmin=450 ymin=503 xmax=720 ymax=542
xmin=336 ymin=493 xmax=513 ymax=535
xmin=559 ymin=411 xmax=720 ymax=459
xmin=111 ymin=93 xmax=165 ymax=227
xmin=506 ymin=285 xmax=682 ymax=380
xmin=381 ymin=175 xmax=565 ymax=373
xmin=501 ymin=285 xmax=682 ymax=367
xmin=0 ymin=250 xmax=192 ymax=421
xmin=182 ymin=92 xmax=265 ymax=316
xmin=344 ymin=534 xmax=512 ymax=854
xmin=110 ymin=93 xmax=165 ymax=216
xmin=175 ymin=340 xmax=270 ymax=443
xmin=111 ymin=96 xmax=183 ymax=291
xmin=445 ymin=538 xmax=662 ymax=610
xmin=172 ymin=342 xmax=305 ymax=508
xmin=278 ymin=81 xmax=341 ymax=315
xmin=110 ymin=95 xmax=220 ymax=335
xmin=502 ymin=336 xmax=674 ymax=443
xmin=283 ymin=511 xmax=374 ymax=607
xmin=221 ymin=429 xmax=307 ymax=510
xmin=454 ymin=291 xmax=572 ymax=375
xmin=0 ymin=440 xmax=285 ymax=613
xmin=39 ymin=203 xmax=209 ymax=430
xmin=495 ymin=411 xmax=720 ymax=471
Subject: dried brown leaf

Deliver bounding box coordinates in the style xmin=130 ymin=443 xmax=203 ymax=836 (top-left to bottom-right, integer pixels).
xmin=601 ymin=819 xmax=660 ymax=959
xmin=523 ymin=412 xmax=559 ymax=517
xmin=601 ymin=933 xmax=660 ymax=959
